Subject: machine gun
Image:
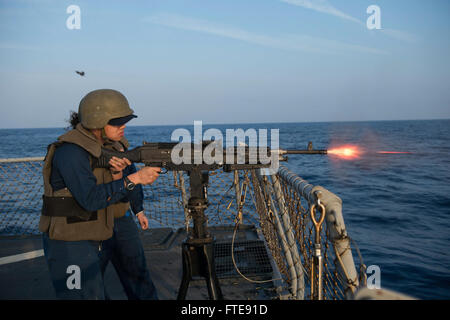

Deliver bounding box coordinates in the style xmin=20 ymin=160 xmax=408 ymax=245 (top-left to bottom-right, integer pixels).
xmin=95 ymin=141 xmax=327 ymax=300
xmin=95 ymin=141 xmax=327 ymax=172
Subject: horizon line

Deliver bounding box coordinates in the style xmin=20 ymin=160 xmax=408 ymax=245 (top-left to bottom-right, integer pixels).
xmin=1 ymin=117 xmax=449 ymax=130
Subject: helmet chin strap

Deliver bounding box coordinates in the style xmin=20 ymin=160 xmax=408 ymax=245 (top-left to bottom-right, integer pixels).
xmin=101 ymin=128 xmax=113 ymax=145
xmin=101 ymin=128 xmax=107 ymax=140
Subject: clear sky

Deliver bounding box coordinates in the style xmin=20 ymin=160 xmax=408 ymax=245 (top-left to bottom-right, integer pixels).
xmin=0 ymin=0 xmax=449 ymax=128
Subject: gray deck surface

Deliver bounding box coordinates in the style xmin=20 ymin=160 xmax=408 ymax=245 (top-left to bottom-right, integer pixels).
xmin=0 ymin=225 xmax=282 ymax=300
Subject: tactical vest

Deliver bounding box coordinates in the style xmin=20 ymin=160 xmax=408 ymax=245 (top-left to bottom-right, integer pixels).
xmin=39 ymin=124 xmax=130 ymax=241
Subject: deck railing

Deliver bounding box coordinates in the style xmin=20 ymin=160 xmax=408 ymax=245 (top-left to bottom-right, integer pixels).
xmin=0 ymin=158 xmax=364 ymax=300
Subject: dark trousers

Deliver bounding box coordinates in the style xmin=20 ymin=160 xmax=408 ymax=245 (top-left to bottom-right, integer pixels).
xmin=42 ymin=232 xmax=105 ymax=300
xmin=100 ymin=213 xmax=158 ymax=300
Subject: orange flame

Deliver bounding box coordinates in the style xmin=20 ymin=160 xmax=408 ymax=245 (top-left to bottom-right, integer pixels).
xmin=328 ymin=145 xmax=363 ymax=160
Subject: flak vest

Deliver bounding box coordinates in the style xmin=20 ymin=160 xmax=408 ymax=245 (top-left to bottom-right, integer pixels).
xmin=38 ymin=124 xmax=130 ymax=241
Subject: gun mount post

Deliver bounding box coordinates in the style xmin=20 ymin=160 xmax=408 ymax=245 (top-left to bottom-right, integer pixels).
xmin=177 ymin=168 xmax=223 ymax=300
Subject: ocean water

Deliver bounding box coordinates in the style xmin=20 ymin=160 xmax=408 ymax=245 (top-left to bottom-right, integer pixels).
xmin=0 ymin=119 xmax=449 ymax=299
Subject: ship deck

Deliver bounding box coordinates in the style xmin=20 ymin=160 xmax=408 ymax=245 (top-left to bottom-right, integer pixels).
xmin=0 ymin=225 xmax=284 ymax=300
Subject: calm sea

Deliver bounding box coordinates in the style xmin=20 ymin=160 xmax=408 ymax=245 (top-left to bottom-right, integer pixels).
xmin=1 ymin=120 xmax=449 ymax=299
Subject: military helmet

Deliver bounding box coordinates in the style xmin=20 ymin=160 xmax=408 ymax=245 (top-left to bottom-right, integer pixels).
xmin=78 ymin=89 xmax=136 ymax=129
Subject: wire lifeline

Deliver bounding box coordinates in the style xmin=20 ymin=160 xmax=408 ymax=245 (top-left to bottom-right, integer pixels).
xmin=230 ymin=171 xmax=282 ymax=285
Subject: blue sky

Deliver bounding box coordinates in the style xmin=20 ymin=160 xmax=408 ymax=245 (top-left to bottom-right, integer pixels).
xmin=0 ymin=0 xmax=449 ymax=128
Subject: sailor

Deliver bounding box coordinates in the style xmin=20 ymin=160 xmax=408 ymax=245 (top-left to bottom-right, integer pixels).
xmin=39 ymin=89 xmax=161 ymax=299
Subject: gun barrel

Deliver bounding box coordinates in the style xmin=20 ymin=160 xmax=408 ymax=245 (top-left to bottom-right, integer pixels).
xmin=284 ymin=149 xmax=328 ymax=155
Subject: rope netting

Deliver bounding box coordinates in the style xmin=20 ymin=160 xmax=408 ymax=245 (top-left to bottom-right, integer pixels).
xmin=0 ymin=158 xmax=363 ymax=300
